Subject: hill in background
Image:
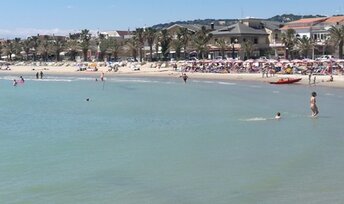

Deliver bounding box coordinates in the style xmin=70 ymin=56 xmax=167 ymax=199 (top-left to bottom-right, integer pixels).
xmin=151 ymin=14 xmax=327 ymax=29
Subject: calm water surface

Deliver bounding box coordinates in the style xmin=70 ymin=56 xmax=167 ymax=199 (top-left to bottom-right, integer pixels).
xmin=0 ymin=75 xmax=343 ymax=204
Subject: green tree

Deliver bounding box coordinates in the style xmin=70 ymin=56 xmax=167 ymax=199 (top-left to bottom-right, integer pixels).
xmin=106 ymin=37 xmax=121 ymax=61
xmin=28 ymin=36 xmax=40 ymax=61
xmin=144 ymin=27 xmax=157 ymax=61
xmin=171 ymin=32 xmax=183 ymax=60
xmin=329 ymin=25 xmax=344 ymax=59
xmin=192 ymin=26 xmax=213 ymax=59
xmin=79 ymin=29 xmax=92 ymax=61
xmin=134 ymin=28 xmax=145 ymax=62
xmin=178 ymin=27 xmax=191 ymax=59
xmin=51 ymin=36 xmax=66 ymax=61
xmin=296 ymin=36 xmax=313 ymax=58
xmin=281 ymin=29 xmax=297 ymax=59
xmin=3 ymin=40 xmax=15 ymax=61
xmin=22 ymin=39 xmax=32 ymax=60
xmin=160 ymin=29 xmax=172 ymax=61
xmin=241 ymin=40 xmax=255 ymax=59
xmin=215 ymin=38 xmax=229 ymax=58
xmin=38 ymin=36 xmax=52 ymax=62
xmin=67 ymin=33 xmax=81 ymax=61
xmin=126 ymin=37 xmax=138 ymax=60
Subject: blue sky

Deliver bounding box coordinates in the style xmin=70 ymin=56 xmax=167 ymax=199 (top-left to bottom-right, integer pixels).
xmin=0 ymin=0 xmax=343 ymax=38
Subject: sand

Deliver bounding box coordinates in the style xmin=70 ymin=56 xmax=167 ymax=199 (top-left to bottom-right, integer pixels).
xmin=1 ymin=62 xmax=343 ymax=88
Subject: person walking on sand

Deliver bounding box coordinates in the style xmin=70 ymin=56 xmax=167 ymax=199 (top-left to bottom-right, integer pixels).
xmin=310 ymin=92 xmax=319 ymax=117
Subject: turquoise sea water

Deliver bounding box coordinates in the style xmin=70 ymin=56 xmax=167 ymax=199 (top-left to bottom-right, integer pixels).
xmin=1 ymin=75 xmax=344 ymax=204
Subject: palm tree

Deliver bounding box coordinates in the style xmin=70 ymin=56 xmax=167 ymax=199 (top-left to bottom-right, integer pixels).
xmin=160 ymin=29 xmax=172 ymax=61
xmin=106 ymin=37 xmax=122 ymax=61
xmin=67 ymin=33 xmax=81 ymax=61
xmin=134 ymin=28 xmax=145 ymax=62
xmin=296 ymin=36 xmax=313 ymax=58
xmin=329 ymin=25 xmax=344 ymax=59
xmin=125 ymin=37 xmax=138 ymax=60
xmin=79 ymin=29 xmax=92 ymax=61
xmin=241 ymin=40 xmax=254 ymax=60
xmin=178 ymin=27 xmax=191 ymax=59
xmin=28 ymin=36 xmax=40 ymax=61
xmin=215 ymin=39 xmax=229 ymax=58
xmin=3 ymin=40 xmax=15 ymax=61
xmin=281 ymin=29 xmax=297 ymax=59
xmin=51 ymin=36 xmax=66 ymax=61
xmin=13 ymin=38 xmax=22 ymax=60
xmin=22 ymin=39 xmax=32 ymax=60
xmin=144 ymin=27 xmax=157 ymax=61
xmin=192 ymin=26 xmax=213 ymax=59
xmin=38 ymin=36 xmax=52 ymax=62
xmin=171 ymin=33 xmax=183 ymax=60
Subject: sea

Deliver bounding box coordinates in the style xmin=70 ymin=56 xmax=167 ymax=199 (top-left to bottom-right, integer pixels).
xmin=1 ymin=74 xmax=344 ymax=204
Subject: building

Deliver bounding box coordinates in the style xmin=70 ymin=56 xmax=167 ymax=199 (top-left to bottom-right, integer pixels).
xmin=99 ymin=30 xmax=133 ymax=39
xmin=210 ymin=22 xmax=269 ymax=59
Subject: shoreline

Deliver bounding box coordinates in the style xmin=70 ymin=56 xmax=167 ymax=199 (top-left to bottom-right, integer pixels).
xmin=1 ymin=64 xmax=343 ymax=88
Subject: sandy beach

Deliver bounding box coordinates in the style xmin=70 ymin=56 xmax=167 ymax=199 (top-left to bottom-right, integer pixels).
xmin=1 ymin=62 xmax=343 ymax=88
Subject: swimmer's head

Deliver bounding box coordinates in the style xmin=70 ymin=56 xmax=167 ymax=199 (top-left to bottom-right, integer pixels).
xmin=312 ymin=92 xmax=317 ymax=97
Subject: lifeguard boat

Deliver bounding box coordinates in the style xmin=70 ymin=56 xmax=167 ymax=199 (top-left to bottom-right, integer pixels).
xmin=269 ymin=77 xmax=302 ymax=84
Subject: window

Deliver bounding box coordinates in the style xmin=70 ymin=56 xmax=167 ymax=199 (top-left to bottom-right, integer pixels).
xmin=254 ymin=38 xmax=258 ymax=44
xmin=274 ymin=33 xmax=278 ymax=40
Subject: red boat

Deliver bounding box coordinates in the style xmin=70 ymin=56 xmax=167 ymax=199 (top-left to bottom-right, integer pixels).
xmin=269 ymin=77 xmax=302 ymax=84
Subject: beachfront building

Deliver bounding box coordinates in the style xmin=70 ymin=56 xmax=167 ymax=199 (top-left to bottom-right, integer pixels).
xmin=281 ymin=16 xmax=344 ymax=58
xmin=210 ymin=22 xmax=269 ymax=59
xmin=99 ymin=30 xmax=133 ymax=40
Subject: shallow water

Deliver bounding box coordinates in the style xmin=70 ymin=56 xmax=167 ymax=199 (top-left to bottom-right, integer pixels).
xmin=1 ymin=75 xmax=344 ymax=204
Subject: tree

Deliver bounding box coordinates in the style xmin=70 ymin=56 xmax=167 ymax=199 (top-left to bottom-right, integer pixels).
xmin=144 ymin=27 xmax=157 ymax=61
xmin=22 ymin=39 xmax=32 ymax=60
xmin=125 ymin=37 xmax=138 ymax=60
xmin=106 ymin=37 xmax=122 ymax=61
xmin=241 ymin=40 xmax=254 ymax=59
xmin=160 ymin=29 xmax=172 ymax=61
xmin=29 ymin=36 xmax=40 ymax=61
xmin=329 ymin=25 xmax=344 ymax=59
xmin=51 ymin=36 xmax=66 ymax=61
xmin=192 ymin=26 xmax=213 ymax=59
xmin=79 ymin=29 xmax=92 ymax=61
xmin=281 ymin=29 xmax=297 ymax=59
xmin=296 ymin=36 xmax=313 ymax=58
xmin=178 ymin=27 xmax=191 ymax=59
xmin=37 ymin=36 xmax=52 ymax=62
xmin=3 ymin=40 xmax=15 ymax=61
xmin=67 ymin=33 xmax=81 ymax=61
xmin=215 ymin=38 xmax=229 ymax=58
xmin=171 ymin=33 xmax=183 ymax=60
xmin=134 ymin=28 xmax=145 ymax=62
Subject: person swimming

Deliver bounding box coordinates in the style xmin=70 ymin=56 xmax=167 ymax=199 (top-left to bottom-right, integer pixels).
xmin=275 ymin=112 xmax=281 ymax=119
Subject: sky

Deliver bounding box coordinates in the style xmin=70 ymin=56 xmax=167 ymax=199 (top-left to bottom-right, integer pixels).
xmin=0 ymin=0 xmax=343 ymax=38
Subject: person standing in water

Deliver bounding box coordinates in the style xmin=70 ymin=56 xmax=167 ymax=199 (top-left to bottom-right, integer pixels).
xmin=310 ymin=92 xmax=319 ymax=117
xmin=180 ymin=73 xmax=188 ymax=83
xmin=40 ymin=71 xmax=44 ymax=79
xmin=100 ymin=72 xmax=104 ymax=81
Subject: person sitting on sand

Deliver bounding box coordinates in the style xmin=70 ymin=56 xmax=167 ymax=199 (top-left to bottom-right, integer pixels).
xmin=327 ymin=75 xmax=333 ymax=82
xmin=275 ymin=112 xmax=281 ymax=119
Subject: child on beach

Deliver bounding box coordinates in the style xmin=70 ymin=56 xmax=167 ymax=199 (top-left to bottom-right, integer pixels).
xmin=310 ymin=92 xmax=319 ymax=117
